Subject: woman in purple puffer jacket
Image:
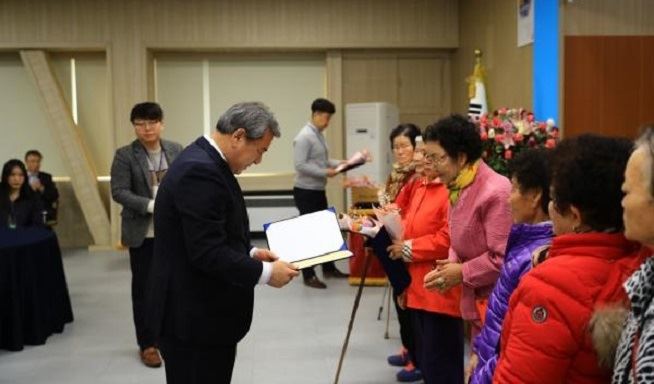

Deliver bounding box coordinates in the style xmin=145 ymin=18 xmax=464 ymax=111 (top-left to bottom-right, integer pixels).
xmin=469 ymin=149 xmax=554 ymax=384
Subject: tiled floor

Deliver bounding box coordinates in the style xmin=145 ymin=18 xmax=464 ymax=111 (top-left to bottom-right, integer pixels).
xmin=0 ymin=245 xmax=407 ymax=384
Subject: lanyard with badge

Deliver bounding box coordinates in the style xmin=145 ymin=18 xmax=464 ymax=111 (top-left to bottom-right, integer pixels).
xmin=146 ymin=149 xmax=166 ymax=200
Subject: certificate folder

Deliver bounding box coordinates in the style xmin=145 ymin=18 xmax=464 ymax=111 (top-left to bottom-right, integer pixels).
xmin=264 ymin=208 xmax=353 ymax=269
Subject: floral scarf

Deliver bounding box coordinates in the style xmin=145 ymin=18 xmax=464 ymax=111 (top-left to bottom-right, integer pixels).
xmin=448 ymin=159 xmax=480 ymax=205
xmin=385 ymin=162 xmax=415 ymax=202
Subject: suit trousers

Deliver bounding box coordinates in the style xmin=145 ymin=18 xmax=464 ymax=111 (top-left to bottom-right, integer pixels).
xmin=129 ymin=238 xmax=156 ymax=350
xmin=411 ymin=309 xmax=464 ymax=384
xmin=292 ymin=187 xmax=338 ymax=279
xmin=160 ymin=336 xmax=237 ymax=384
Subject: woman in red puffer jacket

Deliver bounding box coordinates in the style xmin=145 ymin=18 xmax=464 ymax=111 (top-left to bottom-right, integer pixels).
xmin=493 ymin=135 xmax=647 ymax=384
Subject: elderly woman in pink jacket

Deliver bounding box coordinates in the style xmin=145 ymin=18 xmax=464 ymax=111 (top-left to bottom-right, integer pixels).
xmin=423 ymin=115 xmax=512 ymax=346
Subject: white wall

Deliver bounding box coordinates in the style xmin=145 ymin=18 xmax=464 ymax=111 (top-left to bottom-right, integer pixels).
xmin=155 ymin=53 xmax=326 ymax=174
xmin=0 ymin=52 xmax=110 ymax=177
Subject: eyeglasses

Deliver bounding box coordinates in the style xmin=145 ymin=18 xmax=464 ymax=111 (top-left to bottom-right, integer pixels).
xmin=423 ymin=152 xmax=449 ymax=165
xmin=133 ymin=120 xmax=160 ymax=130
xmin=392 ymin=143 xmax=413 ymax=151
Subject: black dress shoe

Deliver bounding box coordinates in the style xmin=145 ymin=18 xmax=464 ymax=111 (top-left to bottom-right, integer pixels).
xmin=323 ymin=269 xmax=349 ymax=278
xmin=304 ymin=276 xmax=327 ymax=289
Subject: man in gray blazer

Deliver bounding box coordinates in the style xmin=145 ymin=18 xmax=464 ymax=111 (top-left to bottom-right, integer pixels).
xmin=111 ymin=102 xmax=183 ymax=368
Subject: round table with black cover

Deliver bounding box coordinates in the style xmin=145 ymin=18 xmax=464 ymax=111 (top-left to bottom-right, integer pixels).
xmin=0 ymin=227 xmax=74 ymax=351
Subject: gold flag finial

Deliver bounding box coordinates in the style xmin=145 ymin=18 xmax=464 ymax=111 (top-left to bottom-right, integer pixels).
xmin=468 ymin=49 xmax=485 ymax=99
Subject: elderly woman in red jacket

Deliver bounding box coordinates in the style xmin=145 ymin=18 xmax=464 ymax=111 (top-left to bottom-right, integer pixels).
xmin=493 ymin=135 xmax=647 ymax=383
xmin=387 ymin=138 xmax=463 ymax=384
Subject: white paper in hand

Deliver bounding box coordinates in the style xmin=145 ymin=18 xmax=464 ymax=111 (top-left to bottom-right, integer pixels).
xmin=265 ymin=209 xmax=352 ymax=269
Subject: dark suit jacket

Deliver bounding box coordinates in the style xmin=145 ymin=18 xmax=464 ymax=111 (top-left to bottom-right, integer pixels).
xmin=148 ymin=137 xmax=263 ymax=347
xmin=33 ymin=171 xmax=58 ymax=223
xmin=0 ymin=192 xmax=44 ymax=229
xmin=110 ymin=139 xmax=183 ymax=247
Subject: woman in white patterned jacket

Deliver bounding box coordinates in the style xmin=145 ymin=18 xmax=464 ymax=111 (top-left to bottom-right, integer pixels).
xmin=613 ymin=126 xmax=654 ymax=384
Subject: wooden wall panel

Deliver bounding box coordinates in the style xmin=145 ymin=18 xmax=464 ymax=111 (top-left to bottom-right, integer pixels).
xmin=342 ymin=51 xmax=451 ymax=130
xmin=564 ymin=36 xmax=654 ymax=139
xmin=564 ymin=37 xmax=603 ymax=138
xmin=343 ymin=56 xmax=399 ymax=105
xmin=640 ymin=37 xmax=654 ymax=127
xmin=1 ymin=0 xmax=458 ymax=246
xmin=452 ymin=0 xmax=533 ymax=115
xmin=0 ymin=0 xmax=458 ymax=49
xmin=602 ymin=37 xmax=642 ymax=137
xmin=564 ymin=0 xmax=654 ymax=36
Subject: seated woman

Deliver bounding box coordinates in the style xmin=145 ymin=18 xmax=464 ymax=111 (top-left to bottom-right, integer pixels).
xmin=612 ymin=126 xmax=654 ymax=383
xmin=386 ymin=137 xmax=463 ymax=383
xmin=493 ymin=135 xmax=647 ymax=383
xmin=470 ymin=149 xmax=554 ymax=384
xmin=0 ymin=159 xmax=44 ymax=229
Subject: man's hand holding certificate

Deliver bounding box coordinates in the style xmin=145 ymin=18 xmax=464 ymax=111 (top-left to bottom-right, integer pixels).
xmin=264 ymin=208 xmax=353 ymax=269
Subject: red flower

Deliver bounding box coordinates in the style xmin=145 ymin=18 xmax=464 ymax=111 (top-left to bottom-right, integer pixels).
xmin=480 ymin=115 xmax=488 ymax=125
xmin=527 ymin=113 xmax=535 ymax=122
xmin=514 ymin=133 xmax=524 ymax=143
xmin=538 ymin=122 xmax=547 ymax=132
xmin=492 ymin=117 xmax=501 ymax=127
xmin=498 ymin=107 xmax=508 ymax=116
xmin=504 ymin=149 xmax=513 ymax=160
xmin=480 ymin=131 xmax=488 ymax=141
xmin=545 ymin=139 xmax=556 ymax=149
xmin=495 ymin=133 xmax=505 ymax=143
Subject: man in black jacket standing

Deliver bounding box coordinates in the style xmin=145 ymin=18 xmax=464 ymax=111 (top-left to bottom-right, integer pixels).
xmin=24 ymin=150 xmax=58 ymax=226
xmin=148 ymin=102 xmax=299 ymax=383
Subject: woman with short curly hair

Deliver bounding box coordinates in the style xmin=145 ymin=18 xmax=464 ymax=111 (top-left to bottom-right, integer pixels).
xmin=422 ymin=114 xmax=513 ymax=342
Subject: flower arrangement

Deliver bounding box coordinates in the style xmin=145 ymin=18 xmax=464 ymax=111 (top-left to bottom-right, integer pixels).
xmin=473 ymin=108 xmax=559 ymax=176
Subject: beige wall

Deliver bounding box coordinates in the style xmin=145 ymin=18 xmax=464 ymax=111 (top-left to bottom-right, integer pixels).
xmin=564 ymin=0 xmax=654 ymax=36
xmin=343 ymin=50 xmax=452 ymax=130
xmin=0 ymin=0 xmax=459 ymax=246
xmin=452 ymin=0 xmax=533 ymax=115
xmin=0 ymin=0 xmax=459 ymax=151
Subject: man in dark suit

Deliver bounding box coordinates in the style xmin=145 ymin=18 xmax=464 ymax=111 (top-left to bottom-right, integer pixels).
xmin=110 ymin=102 xmax=183 ymax=368
xmin=24 ymin=150 xmax=59 ymax=226
xmin=148 ymin=102 xmax=299 ymax=383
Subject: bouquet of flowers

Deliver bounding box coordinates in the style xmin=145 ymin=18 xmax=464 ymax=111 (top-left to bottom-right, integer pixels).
xmin=473 ymin=108 xmax=559 ymax=176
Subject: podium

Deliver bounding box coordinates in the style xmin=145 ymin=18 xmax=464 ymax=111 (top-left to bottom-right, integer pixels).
xmin=346 ymin=187 xmax=388 ymax=286
xmin=347 ymin=233 xmax=387 ymax=286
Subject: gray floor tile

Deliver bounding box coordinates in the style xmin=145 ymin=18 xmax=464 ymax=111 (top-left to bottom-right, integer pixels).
xmin=0 ymin=247 xmax=406 ymax=384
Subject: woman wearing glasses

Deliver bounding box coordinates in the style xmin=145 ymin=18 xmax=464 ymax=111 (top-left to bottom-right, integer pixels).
xmin=422 ymin=115 xmax=512 ymax=355
xmin=380 ymin=123 xmax=426 ymax=382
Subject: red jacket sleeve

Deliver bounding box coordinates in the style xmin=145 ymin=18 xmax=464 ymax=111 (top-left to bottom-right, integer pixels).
xmin=394 ymin=178 xmax=416 ymax=215
xmin=493 ymin=273 xmax=585 ymax=383
xmin=409 ymin=203 xmax=450 ymax=262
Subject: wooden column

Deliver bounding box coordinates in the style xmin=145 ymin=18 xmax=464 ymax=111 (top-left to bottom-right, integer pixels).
xmin=326 ymin=50 xmax=346 ymax=213
xmin=20 ymin=50 xmax=111 ymax=246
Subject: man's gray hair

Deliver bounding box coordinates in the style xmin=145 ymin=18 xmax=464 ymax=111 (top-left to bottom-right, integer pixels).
xmin=635 ymin=126 xmax=654 ymax=197
xmin=216 ymin=102 xmax=281 ymax=139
